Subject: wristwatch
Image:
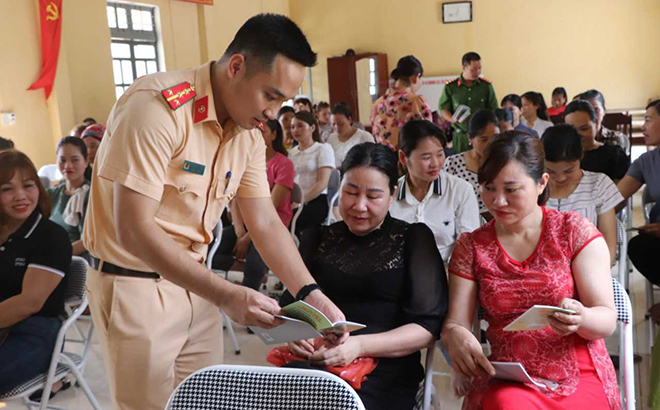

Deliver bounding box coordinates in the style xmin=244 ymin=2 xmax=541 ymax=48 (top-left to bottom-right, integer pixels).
xmin=295 ymin=283 xmax=322 ymax=301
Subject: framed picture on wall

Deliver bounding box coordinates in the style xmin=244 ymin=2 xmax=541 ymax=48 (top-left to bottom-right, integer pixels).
xmin=442 ymin=1 xmax=472 ymax=24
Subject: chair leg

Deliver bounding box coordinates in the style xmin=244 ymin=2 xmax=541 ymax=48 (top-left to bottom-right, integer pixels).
xmin=647 ymin=280 xmax=655 ymax=348
xmin=222 ymin=310 xmax=241 ymax=355
xmin=67 ymin=363 xmax=104 ymax=410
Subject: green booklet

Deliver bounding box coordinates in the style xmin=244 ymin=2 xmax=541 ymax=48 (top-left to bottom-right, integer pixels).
xmin=249 ymin=300 xmax=366 ymax=345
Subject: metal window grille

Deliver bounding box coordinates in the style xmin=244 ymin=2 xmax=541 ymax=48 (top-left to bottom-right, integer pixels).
xmin=107 ymin=2 xmax=161 ymax=99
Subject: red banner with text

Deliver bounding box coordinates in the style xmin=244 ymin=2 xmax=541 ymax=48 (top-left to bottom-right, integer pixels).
xmin=27 ymin=0 xmax=63 ymax=99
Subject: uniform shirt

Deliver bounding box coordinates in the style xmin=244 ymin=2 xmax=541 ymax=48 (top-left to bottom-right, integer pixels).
xmin=546 ymin=171 xmax=623 ymax=226
xmin=438 ymin=75 xmax=498 ymax=138
xmin=288 ymin=142 xmax=335 ymax=200
xmin=47 ymin=181 xmax=90 ymax=242
xmin=0 ymin=210 xmax=72 ymax=317
xmin=267 ymin=152 xmax=295 ymax=227
xmin=521 ymin=117 xmax=554 ymax=137
xmin=82 ymin=61 xmax=271 ymax=271
xmin=390 ymin=172 xmax=480 ymax=263
xmin=370 ymin=87 xmax=433 ymax=148
xmin=326 ymin=128 xmax=375 ymax=168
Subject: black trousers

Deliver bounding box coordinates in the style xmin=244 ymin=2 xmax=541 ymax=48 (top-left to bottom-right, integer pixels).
xmin=294 ymin=194 xmax=328 ymax=239
xmin=628 ymin=232 xmax=660 ymax=287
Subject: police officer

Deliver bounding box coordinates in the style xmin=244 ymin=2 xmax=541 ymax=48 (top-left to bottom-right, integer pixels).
xmin=83 ymin=14 xmax=346 ymax=410
xmin=439 ymin=52 xmax=498 ymax=153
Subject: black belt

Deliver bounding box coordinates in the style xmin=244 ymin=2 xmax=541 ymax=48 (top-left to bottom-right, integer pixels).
xmin=91 ymin=257 xmax=160 ymax=280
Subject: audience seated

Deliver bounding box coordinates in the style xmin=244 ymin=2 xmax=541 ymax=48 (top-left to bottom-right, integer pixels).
xmin=370 ymin=55 xmax=433 ymax=149
xmin=542 ymin=125 xmax=622 ymax=265
xmin=294 ymin=97 xmax=313 ymax=113
xmin=278 ymin=106 xmax=296 ymax=151
xmin=548 ymin=87 xmax=568 ymax=117
xmin=47 ymin=137 xmax=91 ymax=259
xmin=0 ymin=149 xmax=73 ymax=396
xmin=441 ymin=131 xmax=619 ymax=410
xmin=0 ymin=136 xmax=15 ymax=151
xmin=493 ymin=108 xmax=514 ymax=132
xmin=616 ymin=99 xmax=660 ymax=408
xmin=577 ymin=89 xmax=629 ymax=151
xmin=326 ymin=103 xmax=375 ymax=169
xmin=212 ymin=120 xmax=295 ymax=290
xmin=444 ymin=109 xmax=499 ymax=219
xmin=80 ymin=124 xmax=105 ymax=181
xmin=391 ymin=120 xmax=479 ymax=263
xmin=500 ymin=94 xmax=538 ymax=137
xmin=315 ymin=101 xmax=333 ymax=142
xmin=520 ymin=91 xmax=554 ymax=136
xmin=281 ymin=142 xmax=447 ymax=410
xmin=288 ymin=111 xmax=335 ymax=237
xmin=564 ymin=100 xmax=629 ymax=182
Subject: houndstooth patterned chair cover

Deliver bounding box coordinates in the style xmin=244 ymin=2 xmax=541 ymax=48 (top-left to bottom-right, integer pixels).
xmin=167 ymin=366 xmax=365 ymax=410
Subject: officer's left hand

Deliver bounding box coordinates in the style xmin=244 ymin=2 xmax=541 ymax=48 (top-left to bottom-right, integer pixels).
xmin=305 ymin=290 xmax=349 ymax=345
xmin=233 ymin=235 xmax=251 ymax=261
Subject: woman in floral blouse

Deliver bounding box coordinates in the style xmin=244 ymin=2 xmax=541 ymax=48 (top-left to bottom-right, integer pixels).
xmin=370 ymin=55 xmax=432 ymax=149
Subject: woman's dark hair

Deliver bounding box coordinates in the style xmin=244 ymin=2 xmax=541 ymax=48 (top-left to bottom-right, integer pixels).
xmin=390 ymin=55 xmax=423 ymax=85
xmin=646 ymin=99 xmax=660 ymax=115
xmin=564 ymin=100 xmax=598 ymax=123
xmin=468 ymin=109 xmax=499 ymax=137
xmin=222 ymin=13 xmax=317 ymax=75
xmin=277 ymin=105 xmax=295 ymax=118
xmin=552 ymin=87 xmax=567 ymax=101
xmin=341 ymin=142 xmax=399 ymax=194
xmin=83 ymin=117 xmax=97 ymax=125
xmin=580 ymin=89 xmax=606 ymax=111
xmin=494 ymin=108 xmax=513 ymax=124
xmin=57 ymin=136 xmax=88 ymax=160
xmin=294 ymin=97 xmax=313 ymax=111
xmin=0 ymin=149 xmax=51 ymax=222
xmin=542 ymin=124 xmax=583 ymax=163
xmin=293 ymin=111 xmax=321 ymax=143
xmin=521 ymin=92 xmax=549 ymax=121
xmin=501 ymin=94 xmax=522 ymax=109
xmin=399 ymin=120 xmax=447 ymax=157
xmin=331 ymin=102 xmax=353 ymax=120
xmin=478 ymin=130 xmax=549 ymax=206
xmin=264 ymin=119 xmax=287 ymax=157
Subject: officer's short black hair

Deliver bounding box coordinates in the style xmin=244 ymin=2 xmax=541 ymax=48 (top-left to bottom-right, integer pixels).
xmin=0 ymin=136 xmax=15 ymax=151
xmin=222 ymin=13 xmax=317 ymax=76
xmin=462 ymin=52 xmax=481 ymax=67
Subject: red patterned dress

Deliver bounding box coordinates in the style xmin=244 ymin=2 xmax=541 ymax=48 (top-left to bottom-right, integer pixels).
xmin=449 ymin=207 xmax=620 ymax=410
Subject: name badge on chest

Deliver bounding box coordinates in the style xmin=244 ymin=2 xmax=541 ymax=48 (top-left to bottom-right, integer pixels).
xmin=183 ymin=160 xmax=205 ymax=176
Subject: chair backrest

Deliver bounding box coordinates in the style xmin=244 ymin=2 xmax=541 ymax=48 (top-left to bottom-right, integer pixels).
xmin=611 ymin=278 xmax=631 ymax=324
xmin=291 ymin=182 xmax=304 ymax=204
xmin=602 ymin=112 xmax=632 ymax=138
xmin=328 ymin=168 xmax=341 ymax=191
xmin=166 ymin=365 xmax=365 ymax=410
xmin=65 ymin=256 xmax=89 ymax=301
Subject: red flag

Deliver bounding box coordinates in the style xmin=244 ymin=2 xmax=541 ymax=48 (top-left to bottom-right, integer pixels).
xmin=28 ymin=0 xmax=63 ymax=99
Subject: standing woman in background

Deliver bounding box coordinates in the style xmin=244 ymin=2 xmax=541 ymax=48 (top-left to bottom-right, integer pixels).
xmin=370 ymin=55 xmax=433 ymax=149
xmin=288 ymin=111 xmax=335 ymax=237
xmin=520 ymin=91 xmax=554 ymax=137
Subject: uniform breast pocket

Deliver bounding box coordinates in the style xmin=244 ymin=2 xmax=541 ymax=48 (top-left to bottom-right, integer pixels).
xmin=156 ymin=171 xmax=208 ymax=224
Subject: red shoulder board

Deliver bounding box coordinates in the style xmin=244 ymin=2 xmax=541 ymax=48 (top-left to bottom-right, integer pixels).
xmin=445 ymin=77 xmax=459 ymax=85
xmin=480 ymin=77 xmax=492 ymax=84
xmin=161 ymin=82 xmax=196 ymax=110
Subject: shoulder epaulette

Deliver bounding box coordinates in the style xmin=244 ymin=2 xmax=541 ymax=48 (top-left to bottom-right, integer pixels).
xmin=161 ymin=82 xmax=196 ymax=110
xmin=445 ymin=77 xmax=459 ymax=85
xmin=480 ymin=77 xmax=492 ymax=84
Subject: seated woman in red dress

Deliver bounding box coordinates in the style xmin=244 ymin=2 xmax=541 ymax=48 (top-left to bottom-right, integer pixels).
xmin=441 ymin=130 xmax=620 ymax=410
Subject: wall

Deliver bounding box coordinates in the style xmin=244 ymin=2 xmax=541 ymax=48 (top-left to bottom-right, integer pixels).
xmin=290 ymin=0 xmax=660 ymax=112
xmin=0 ymin=0 xmax=288 ymax=169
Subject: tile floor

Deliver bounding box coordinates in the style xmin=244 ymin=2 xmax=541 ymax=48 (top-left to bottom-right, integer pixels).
xmin=2 ymin=192 xmax=657 ymax=410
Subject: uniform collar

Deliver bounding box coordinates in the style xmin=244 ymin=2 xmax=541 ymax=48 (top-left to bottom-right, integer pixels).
xmin=397 ymin=175 xmax=442 ymax=202
xmin=458 ymin=74 xmax=480 ymax=88
xmin=9 ymin=209 xmax=42 ymax=240
xmin=192 ymin=61 xmax=219 ymax=125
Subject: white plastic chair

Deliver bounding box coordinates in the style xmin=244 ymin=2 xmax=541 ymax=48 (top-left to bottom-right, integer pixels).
xmin=326 ymin=168 xmax=341 ymax=207
xmin=37 ymin=164 xmax=62 ymax=184
xmin=165 ymin=364 xmax=365 ymax=410
xmin=207 ymin=221 xmax=241 ymax=355
xmin=0 ymin=257 xmax=103 ymax=410
xmin=63 ymin=258 xmax=95 ymax=376
xmin=611 ymin=278 xmax=636 ymax=410
xmin=289 ymin=183 xmax=305 ymax=246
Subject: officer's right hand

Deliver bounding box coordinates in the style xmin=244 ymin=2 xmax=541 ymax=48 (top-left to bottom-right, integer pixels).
xmin=222 ymin=285 xmax=284 ymax=329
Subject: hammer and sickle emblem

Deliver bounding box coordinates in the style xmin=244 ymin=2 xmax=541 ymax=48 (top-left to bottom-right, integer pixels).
xmin=46 ymin=2 xmax=59 ymax=21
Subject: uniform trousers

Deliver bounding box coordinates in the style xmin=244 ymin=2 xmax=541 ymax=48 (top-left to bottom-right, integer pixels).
xmin=86 ymin=267 xmax=223 ymax=410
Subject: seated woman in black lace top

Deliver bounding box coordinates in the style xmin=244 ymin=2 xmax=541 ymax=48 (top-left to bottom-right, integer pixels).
xmin=280 ymin=142 xmax=448 ymax=410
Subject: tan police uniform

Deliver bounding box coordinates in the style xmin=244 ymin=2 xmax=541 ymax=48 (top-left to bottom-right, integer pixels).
xmin=82 ymin=61 xmax=271 ymax=410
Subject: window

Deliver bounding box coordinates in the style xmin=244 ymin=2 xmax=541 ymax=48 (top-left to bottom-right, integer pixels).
xmin=107 ymin=2 xmax=161 ymax=99
xmin=368 ymin=58 xmax=377 ymax=98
